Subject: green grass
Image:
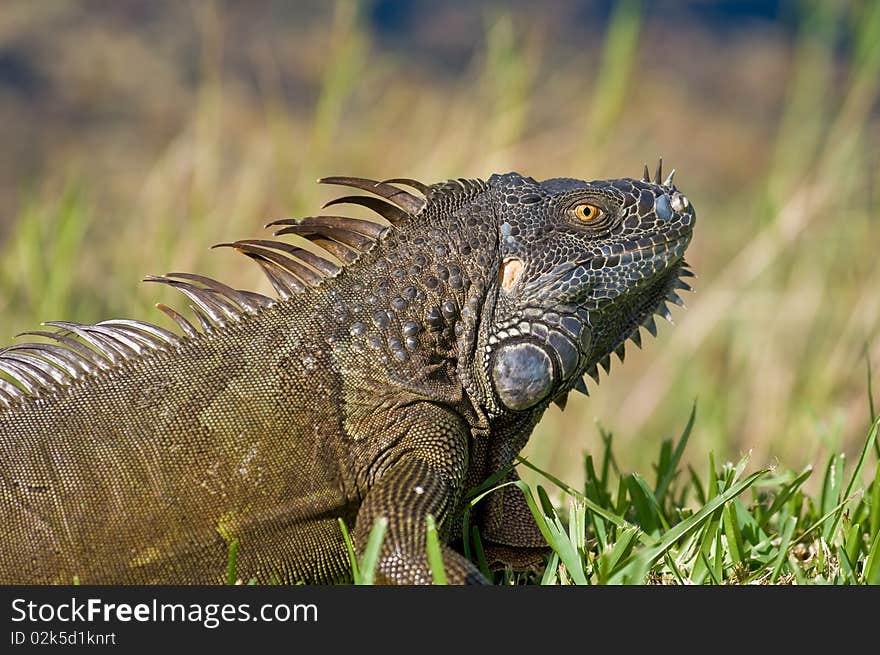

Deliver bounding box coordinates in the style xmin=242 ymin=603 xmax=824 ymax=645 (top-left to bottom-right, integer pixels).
xmin=340 ymin=406 xmax=879 ymax=585
xmin=510 ymin=410 xmax=880 ymax=585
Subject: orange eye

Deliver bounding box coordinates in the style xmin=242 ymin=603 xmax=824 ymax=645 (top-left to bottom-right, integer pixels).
xmin=574 ymin=203 xmax=602 ymax=223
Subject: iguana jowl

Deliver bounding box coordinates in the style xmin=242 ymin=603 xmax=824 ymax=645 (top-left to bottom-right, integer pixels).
xmin=0 ymin=164 xmax=695 ymax=584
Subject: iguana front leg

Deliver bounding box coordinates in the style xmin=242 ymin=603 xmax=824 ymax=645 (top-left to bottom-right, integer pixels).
xmin=478 ymin=468 xmax=551 ymax=572
xmin=350 ymin=403 xmax=486 ymax=584
xmin=465 ymin=416 xmax=551 ymax=572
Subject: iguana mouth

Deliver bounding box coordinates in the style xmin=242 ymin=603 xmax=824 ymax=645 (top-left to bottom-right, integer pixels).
xmin=630 ymin=230 xmax=692 ymax=252
xmin=583 ymin=230 xmax=693 ymax=279
xmin=600 ymin=225 xmax=693 ymax=258
xmin=622 ymin=231 xmax=692 ymax=263
xmin=520 ymin=228 xmax=691 ymax=297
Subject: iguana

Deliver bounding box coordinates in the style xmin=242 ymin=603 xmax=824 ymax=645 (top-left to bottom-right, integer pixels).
xmin=0 ymin=163 xmax=695 ymax=584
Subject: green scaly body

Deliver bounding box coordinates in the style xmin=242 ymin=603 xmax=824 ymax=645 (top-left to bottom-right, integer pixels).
xmin=0 ymin=168 xmax=695 ymax=584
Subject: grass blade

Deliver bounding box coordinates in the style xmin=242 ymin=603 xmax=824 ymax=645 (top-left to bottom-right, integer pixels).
xmin=537 ymin=485 xmax=556 ymax=517
xmin=516 ymin=455 xmax=645 ymax=540
xmin=870 ymin=462 xmax=880 ymax=540
xmin=515 ymin=481 xmax=588 ymax=585
xmin=633 ymin=467 xmax=769 ymax=570
xmin=663 ymin=552 xmax=687 ymax=585
xmin=338 ymin=518 xmax=359 ymax=581
xmin=654 ymin=401 xmax=696 ymax=502
xmin=357 ymin=516 xmax=388 ymax=586
xmin=761 ymin=466 xmax=813 ymax=526
xmin=599 ymin=525 xmax=640 ymax=582
xmin=770 ymin=516 xmax=797 ymax=583
xmin=863 ymin=530 xmax=880 ymax=584
xmin=627 ymin=472 xmax=670 ymax=532
xmin=827 ymin=416 xmax=879 ymax=539
xmin=688 ymin=465 xmax=707 ymax=505
xmin=699 ymin=550 xmax=721 ymax=585
xmin=226 ymin=538 xmax=240 ymax=585
xmin=425 ymin=514 xmax=447 ymax=585
xmin=470 ymin=526 xmax=492 ymax=580
xmin=722 ymin=502 xmax=745 ymax=565
xmin=867 ymin=342 xmax=876 ymax=422
xmin=821 ymin=453 xmax=845 ymax=541
xmin=541 ymin=552 xmax=560 ymax=585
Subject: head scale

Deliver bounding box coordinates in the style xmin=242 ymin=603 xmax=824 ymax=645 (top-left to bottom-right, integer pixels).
xmin=482 ymin=166 xmax=696 ymax=415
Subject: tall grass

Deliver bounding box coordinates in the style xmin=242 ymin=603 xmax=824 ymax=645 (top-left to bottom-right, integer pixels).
xmin=0 ymin=1 xmax=878 ymax=492
xmin=332 ymin=409 xmax=880 ymax=585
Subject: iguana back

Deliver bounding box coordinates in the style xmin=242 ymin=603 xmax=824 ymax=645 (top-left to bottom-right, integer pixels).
xmin=0 ymin=169 xmax=695 ymax=584
xmin=3 ymin=301 xmax=355 ymax=582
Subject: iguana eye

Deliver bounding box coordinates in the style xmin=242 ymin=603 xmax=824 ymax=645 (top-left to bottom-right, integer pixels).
xmin=573 ymin=203 xmax=603 ymax=223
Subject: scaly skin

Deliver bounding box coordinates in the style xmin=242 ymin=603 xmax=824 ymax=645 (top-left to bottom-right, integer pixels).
xmin=0 ymin=167 xmax=695 ymax=584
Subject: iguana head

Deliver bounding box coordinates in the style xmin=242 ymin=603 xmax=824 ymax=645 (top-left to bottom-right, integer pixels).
xmin=483 ymin=164 xmax=696 ymax=414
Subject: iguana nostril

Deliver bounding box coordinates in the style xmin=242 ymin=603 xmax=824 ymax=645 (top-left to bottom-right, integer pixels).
xmin=671 ymin=192 xmax=689 ymax=213
xmin=655 ymin=194 xmax=673 ymax=221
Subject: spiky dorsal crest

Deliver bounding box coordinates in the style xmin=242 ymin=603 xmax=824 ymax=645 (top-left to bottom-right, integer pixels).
xmin=424 ymin=177 xmax=488 ymax=204
xmin=0 ymin=176 xmax=429 ymax=408
xmin=641 ymin=158 xmax=676 ymax=190
xmin=0 ymin=170 xmax=690 ymax=411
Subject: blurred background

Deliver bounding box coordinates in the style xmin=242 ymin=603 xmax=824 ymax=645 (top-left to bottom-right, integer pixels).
xmin=0 ymin=0 xmax=878 ymax=489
